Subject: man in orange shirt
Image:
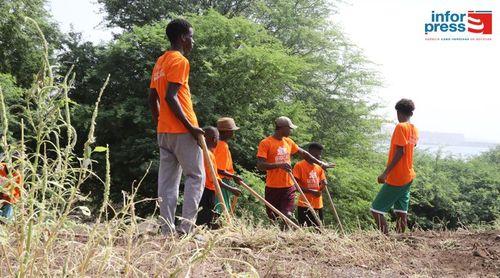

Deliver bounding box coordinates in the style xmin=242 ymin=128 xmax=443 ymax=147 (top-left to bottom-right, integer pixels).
xmin=257 ymin=116 xmax=334 ymax=223
xmin=213 ymin=117 xmax=243 ymax=213
xmin=196 ymin=127 xmax=241 ymax=228
xmin=149 ymin=19 xmax=205 ymax=235
xmin=371 ymin=99 xmax=419 ymax=234
xmin=293 ymin=142 xmax=327 ymax=227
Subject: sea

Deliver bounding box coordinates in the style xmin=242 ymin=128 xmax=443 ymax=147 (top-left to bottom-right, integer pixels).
xmin=417 ymin=144 xmax=495 ymax=158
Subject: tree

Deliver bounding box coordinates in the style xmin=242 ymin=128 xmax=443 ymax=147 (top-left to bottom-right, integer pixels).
xmin=0 ymin=0 xmax=60 ymax=87
xmin=410 ymin=148 xmax=500 ymax=229
xmin=97 ymin=0 xmax=255 ymax=30
xmin=97 ymin=0 xmax=383 ymax=158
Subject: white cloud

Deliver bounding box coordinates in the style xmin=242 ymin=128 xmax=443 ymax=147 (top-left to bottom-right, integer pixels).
xmin=46 ymin=0 xmax=120 ymax=43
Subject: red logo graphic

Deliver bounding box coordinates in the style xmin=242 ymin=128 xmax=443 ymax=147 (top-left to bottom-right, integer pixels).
xmin=468 ymin=11 xmax=492 ymax=34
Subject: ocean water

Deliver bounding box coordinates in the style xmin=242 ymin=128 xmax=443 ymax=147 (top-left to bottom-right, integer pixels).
xmin=417 ymin=144 xmax=492 ymax=158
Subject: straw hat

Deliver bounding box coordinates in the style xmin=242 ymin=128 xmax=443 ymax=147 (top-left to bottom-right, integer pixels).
xmin=216 ymin=117 xmax=240 ymax=131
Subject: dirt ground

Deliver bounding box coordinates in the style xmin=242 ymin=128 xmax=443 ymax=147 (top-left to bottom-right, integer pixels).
xmin=186 ymin=228 xmax=500 ymax=277
xmin=3 ymin=224 xmax=498 ymax=277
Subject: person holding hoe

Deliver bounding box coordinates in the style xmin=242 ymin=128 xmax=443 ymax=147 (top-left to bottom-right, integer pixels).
xmin=148 ymin=18 xmax=205 ymax=235
xmin=213 ymin=117 xmax=244 ymax=214
xmin=292 ymin=142 xmax=328 ymax=227
xmin=256 ymin=116 xmax=335 ymax=225
xmin=371 ymin=99 xmax=418 ymax=235
xmin=196 ymin=127 xmax=241 ymax=228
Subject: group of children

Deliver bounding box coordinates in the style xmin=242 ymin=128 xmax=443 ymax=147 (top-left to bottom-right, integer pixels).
xmin=194 ymin=96 xmax=418 ymax=233
xmin=195 ymin=116 xmax=333 ymax=228
xmin=148 ymin=18 xmax=419 ymax=235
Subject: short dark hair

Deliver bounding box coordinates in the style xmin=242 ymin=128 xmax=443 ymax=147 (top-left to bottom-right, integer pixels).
xmin=308 ymin=142 xmax=324 ymax=152
xmin=165 ymin=19 xmax=192 ymax=44
xmin=395 ymin=99 xmax=415 ymax=116
xmin=203 ymin=126 xmax=219 ymax=138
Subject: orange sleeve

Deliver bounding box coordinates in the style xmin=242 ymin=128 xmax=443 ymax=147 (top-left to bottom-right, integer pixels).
xmin=204 ymin=152 xmax=220 ymax=190
xmin=319 ymin=168 xmax=326 ymax=181
xmin=210 ymin=152 xmax=220 ymax=180
xmin=12 ymin=174 xmax=21 ymax=201
xmin=166 ymin=57 xmax=189 ymax=85
xmin=292 ymin=163 xmax=301 ymax=180
xmin=393 ymin=124 xmax=408 ymax=146
xmin=257 ymin=140 xmax=269 ymax=159
xmin=213 ymin=144 xmax=226 ymax=171
xmin=1 ymin=170 xmax=22 ymax=204
xmin=290 ymin=139 xmax=299 ymax=155
xmin=150 ymin=56 xmax=163 ymax=89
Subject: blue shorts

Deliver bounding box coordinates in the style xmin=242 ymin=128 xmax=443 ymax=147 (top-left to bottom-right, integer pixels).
xmin=0 ymin=203 xmax=14 ymax=220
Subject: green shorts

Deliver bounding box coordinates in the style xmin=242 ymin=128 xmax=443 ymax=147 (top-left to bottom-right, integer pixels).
xmin=214 ymin=178 xmax=235 ymax=214
xmin=371 ymin=181 xmax=412 ymax=214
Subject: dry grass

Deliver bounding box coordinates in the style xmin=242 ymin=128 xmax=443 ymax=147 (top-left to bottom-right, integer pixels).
xmin=1 ymin=218 xmax=498 ymax=277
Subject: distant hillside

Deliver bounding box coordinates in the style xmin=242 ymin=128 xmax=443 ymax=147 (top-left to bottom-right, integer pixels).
xmin=419 ymin=131 xmax=497 ymax=147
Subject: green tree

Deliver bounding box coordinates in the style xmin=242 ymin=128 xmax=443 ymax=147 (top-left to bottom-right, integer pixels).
xmin=97 ymin=0 xmax=383 ymax=158
xmin=0 ymin=0 xmax=60 ymax=87
xmin=252 ymin=0 xmax=382 ymax=158
xmin=0 ymin=73 xmax=24 ymax=142
xmin=410 ymin=148 xmax=500 ymax=229
xmin=97 ymin=0 xmax=255 ymax=30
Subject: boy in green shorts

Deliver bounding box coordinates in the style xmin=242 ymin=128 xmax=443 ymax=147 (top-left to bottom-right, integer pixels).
xmin=371 ymin=99 xmax=419 ymax=234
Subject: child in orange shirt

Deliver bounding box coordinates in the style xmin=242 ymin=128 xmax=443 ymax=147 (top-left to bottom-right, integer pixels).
xmin=214 ymin=117 xmax=243 ymax=214
xmin=196 ymin=127 xmax=241 ymax=228
xmin=371 ymin=99 xmax=419 ymax=234
xmin=257 ymin=116 xmax=334 ymax=223
xmin=293 ymin=143 xmax=327 ymax=227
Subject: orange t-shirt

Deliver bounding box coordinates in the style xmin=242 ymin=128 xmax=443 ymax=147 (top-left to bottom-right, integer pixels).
xmin=386 ymin=122 xmax=419 ymax=186
xmin=0 ymin=163 xmax=22 ymax=204
xmin=257 ymin=136 xmax=299 ymax=188
xmin=204 ymin=150 xmax=221 ymax=191
xmin=293 ymin=160 xmax=326 ymax=209
xmin=149 ymin=51 xmax=198 ymax=133
xmin=214 ymin=140 xmax=235 ymax=176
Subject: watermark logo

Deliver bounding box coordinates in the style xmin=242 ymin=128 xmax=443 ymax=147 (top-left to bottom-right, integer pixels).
xmin=425 ymin=10 xmax=492 ymax=40
xmin=468 ymin=11 xmax=492 ymax=34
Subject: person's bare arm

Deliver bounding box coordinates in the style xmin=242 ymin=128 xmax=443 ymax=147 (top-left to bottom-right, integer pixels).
xmin=257 ymin=157 xmax=291 ymax=172
xmin=217 ymin=169 xmax=243 ymax=183
xmin=378 ymin=146 xmax=404 ymax=184
xmin=220 ymin=180 xmax=242 ymax=196
xmin=148 ymin=88 xmax=159 ymax=127
xmin=296 ymin=148 xmax=336 ymax=169
xmin=165 ymin=82 xmax=204 ymax=138
xmin=319 ymin=179 xmax=327 ymax=191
